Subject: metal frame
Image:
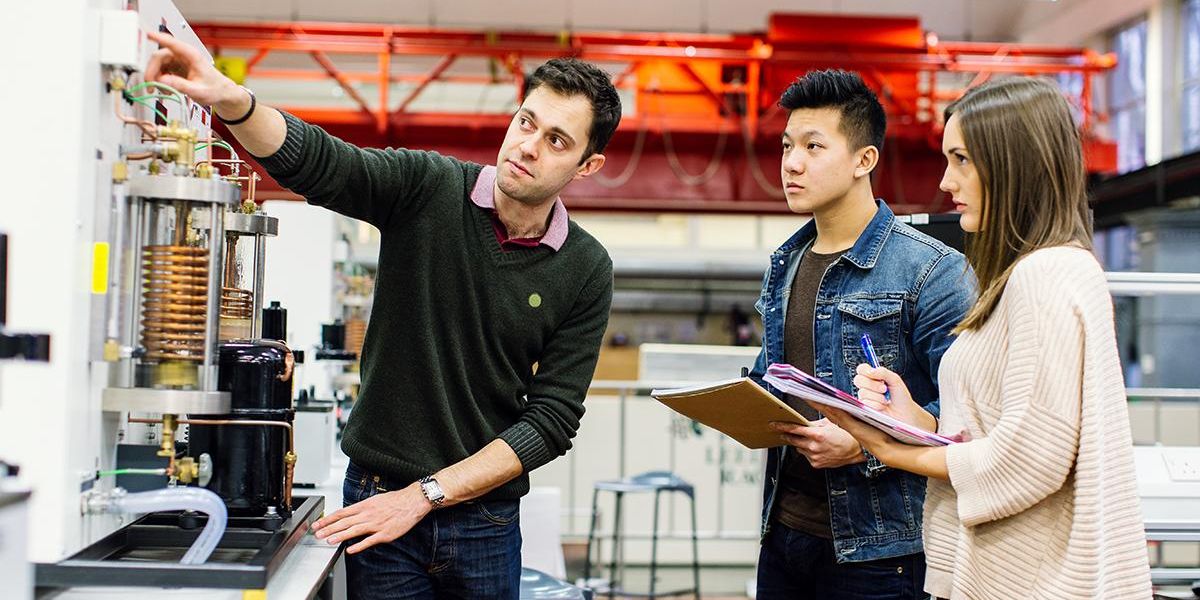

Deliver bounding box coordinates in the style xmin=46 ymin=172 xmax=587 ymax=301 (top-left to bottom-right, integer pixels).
xmin=1091 ymin=149 xmax=1200 ymax=226
xmin=35 ymin=495 xmax=324 ymax=590
xmin=189 ymin=16 xmax=1119 ymax=212
xmin=193 ymin=20 xmax=1114 ymax=135
xmin=113 ymin=174 xmax=243 ymax=394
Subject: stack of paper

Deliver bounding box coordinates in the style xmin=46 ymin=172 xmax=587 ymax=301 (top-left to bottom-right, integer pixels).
xmin=763 ymin=363 xmax=956 ymax=447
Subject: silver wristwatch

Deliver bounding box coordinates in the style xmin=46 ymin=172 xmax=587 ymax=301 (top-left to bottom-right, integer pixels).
xmin=419 ymin=476 xmax=445 ymax=508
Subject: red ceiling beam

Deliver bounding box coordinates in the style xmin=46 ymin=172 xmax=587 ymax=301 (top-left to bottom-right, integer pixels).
xmin=191 ymin=14 xmax=1118 ymax=213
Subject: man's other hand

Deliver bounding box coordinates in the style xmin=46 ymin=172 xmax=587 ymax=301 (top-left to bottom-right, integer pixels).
xmin=311 ymin=483 xmax=433 ymax=554
xmin=770 ymin=418 xmax=866 ymax=469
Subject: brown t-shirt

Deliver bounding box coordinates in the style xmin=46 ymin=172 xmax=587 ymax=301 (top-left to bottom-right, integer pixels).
xmin=774 ymin=247 xmax=844 ymax=537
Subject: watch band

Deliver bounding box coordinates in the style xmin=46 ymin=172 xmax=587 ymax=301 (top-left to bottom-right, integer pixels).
xmin=217 ymin=86 xmax=256 ymax=126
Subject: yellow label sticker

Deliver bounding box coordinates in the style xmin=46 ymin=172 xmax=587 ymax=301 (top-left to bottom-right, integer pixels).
xmin=91 ymin=242 xmax=110 ymax=294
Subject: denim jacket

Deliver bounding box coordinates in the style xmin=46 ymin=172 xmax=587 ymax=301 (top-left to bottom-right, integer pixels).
xmin=749 ymin=200 xmax=974 ymax=563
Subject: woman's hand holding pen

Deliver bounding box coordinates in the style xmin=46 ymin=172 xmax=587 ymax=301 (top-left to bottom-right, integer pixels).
xmin=817 ymin=405 xmax=895 ymax=458
xmin=852 ymin=364 xmax=936 ymax=433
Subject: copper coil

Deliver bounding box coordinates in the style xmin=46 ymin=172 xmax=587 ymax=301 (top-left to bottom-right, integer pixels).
xmin=141 ymin=244 xmax=209 ymax=362
xmin=221 ymin=287 xmax=254 ymax=319
xmin=345 ymin=318 xmax=367 ymax=359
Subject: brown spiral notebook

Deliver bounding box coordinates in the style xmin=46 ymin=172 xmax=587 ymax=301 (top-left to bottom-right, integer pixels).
xmin=651 ymin=377 xmax=810 ymax=449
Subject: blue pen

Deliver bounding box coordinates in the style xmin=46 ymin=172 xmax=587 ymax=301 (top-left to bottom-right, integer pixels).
xmin=859 ymin=333 xmax=891 ymax=404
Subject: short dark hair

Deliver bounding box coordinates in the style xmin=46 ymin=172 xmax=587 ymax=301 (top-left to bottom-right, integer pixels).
xmin=778 ymin=69 xmax=886 ymax=152
xmin=523 ymin=58 xmax=622 ymax=163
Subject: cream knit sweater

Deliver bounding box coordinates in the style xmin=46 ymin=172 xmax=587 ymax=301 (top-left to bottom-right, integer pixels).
xmin=923 ymin=246 xmax=1152 ymax=600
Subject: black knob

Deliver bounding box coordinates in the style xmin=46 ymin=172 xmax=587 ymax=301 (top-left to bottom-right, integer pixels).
xmin=262 ymin=300 xmax=287 ymax=342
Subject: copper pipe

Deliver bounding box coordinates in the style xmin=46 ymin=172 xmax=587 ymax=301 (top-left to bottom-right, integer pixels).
xmin=206 ymin=129 xmax=214 ymax=179
xmin=192 ymin=160 xmax=261 ymax=204
xmin=141 ymin=244 xmax=208 ymax=362
xmin=221 ymin=288 xmax=254 ymax=319
xmin=128 ymin=416 xmax=297 ymax=509
xmin=195 ymin=142 xmax=240 ymax=178
xmin=206 ymin=158 xmax=253 ymax=170
xmin=200 ymin=160 xmax=254 ymax=174
xmin=114 ymin=91 xmax=158 ymax=137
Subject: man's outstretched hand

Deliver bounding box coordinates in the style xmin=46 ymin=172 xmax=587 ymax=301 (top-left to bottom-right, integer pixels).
xmin=144 ymin=30 xmax=247 ymax=117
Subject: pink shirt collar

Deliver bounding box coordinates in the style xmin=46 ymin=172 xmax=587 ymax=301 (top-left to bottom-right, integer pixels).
xmin=470 ymin=165 xmax=569 ymax=251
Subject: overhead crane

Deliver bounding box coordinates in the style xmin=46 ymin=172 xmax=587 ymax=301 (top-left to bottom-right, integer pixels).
xmin=192 ymin=13 xmax=1116 ymax=214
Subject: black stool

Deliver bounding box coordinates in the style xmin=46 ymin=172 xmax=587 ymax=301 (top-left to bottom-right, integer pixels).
xmin=583 ymin=471 xmax=700 ymax=599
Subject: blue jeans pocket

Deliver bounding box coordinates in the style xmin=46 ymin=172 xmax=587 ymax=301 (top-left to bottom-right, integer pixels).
xmin=342 ymin=463 xmax=371 ymax=507
xmin=475 ymin=499 xmax=520 ymax=526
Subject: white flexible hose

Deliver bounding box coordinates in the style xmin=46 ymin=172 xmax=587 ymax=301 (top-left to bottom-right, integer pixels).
xmin=110 ymin=487 xmax=227 ymax=564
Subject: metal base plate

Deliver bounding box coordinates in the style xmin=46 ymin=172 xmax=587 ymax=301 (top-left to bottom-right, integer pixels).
xmin=128 ymin=174 xmax=240 ymax=205
xmin=224 ymin=212 xmax=278 ymax=236
xmin=102 ymin=387 xmax=231 ymax=414
xmin=35 ymin=496 xmax=323 ymax=590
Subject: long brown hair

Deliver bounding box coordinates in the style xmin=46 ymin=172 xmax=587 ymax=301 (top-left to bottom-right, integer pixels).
xmin=946 ymin=77 xmax=1093 ymax=333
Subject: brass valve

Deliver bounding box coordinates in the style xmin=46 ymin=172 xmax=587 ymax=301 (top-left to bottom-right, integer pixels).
xmin=159 ymin=141 xmax=183 ymax=163
xmin=103 ymin=339 xmax=120 ymax=362
xmin=155 ymin=123 xmax=197 ymax=167
xmin=173 ymin=456 xmax=200 ymax=484
xmin=157 ymin=413 xmax=178 ymax=458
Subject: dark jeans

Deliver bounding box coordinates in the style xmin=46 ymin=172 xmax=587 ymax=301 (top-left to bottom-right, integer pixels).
xmin=342 ymin=462 xmax=523 ymax=600
xmin=757 ymin=523 xmax=928 ymax=600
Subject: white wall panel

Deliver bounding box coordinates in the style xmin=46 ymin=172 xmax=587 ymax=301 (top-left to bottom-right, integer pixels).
xmin=570 ymin=0 xmax=704 ymax=33
xmin=295 ymin=0 xmax=432 ymax=24
xmin=435 ymin=0 xmax=569 ymax=30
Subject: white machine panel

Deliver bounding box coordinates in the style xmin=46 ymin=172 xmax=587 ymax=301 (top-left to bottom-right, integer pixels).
xmin=0 ymin=490 xmax=32 ymax=600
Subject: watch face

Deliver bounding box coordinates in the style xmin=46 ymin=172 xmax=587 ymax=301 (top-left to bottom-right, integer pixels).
xmin=424 ymin=479 xmax=445 ymax=501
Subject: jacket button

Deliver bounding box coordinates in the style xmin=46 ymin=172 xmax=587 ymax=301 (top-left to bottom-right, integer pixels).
xmin=778 ymin=260 xmax=785 ymax=265
xmin=897 ymin=566 xmax=904 ymax=574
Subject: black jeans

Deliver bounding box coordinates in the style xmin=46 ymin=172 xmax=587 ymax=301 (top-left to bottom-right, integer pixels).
xmin=342 ymin=462 xmax=523 ymax=600
xmin=757 ymin=523 xmax=929 ymax=600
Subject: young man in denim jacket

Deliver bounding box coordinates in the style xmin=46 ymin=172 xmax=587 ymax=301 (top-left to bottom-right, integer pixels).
xmin=749 ymin=70 xmax=974 ymax=599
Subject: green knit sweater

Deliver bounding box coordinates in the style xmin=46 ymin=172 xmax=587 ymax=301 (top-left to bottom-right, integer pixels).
xmin=258 ymin=112 xmax=613 ymax=500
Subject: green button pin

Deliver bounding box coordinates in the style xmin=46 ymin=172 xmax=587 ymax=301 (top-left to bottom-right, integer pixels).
xmin=528 ymin=293 xmax=542 ymax=308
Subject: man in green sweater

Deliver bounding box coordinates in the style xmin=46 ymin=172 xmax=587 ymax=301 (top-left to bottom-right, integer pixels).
xmin=147 ymin=32 xmax=617 ymax=599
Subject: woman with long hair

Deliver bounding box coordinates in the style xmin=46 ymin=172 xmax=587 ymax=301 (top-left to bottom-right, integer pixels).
xmin=822 ymin=77 xmax=1153 ymax=599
